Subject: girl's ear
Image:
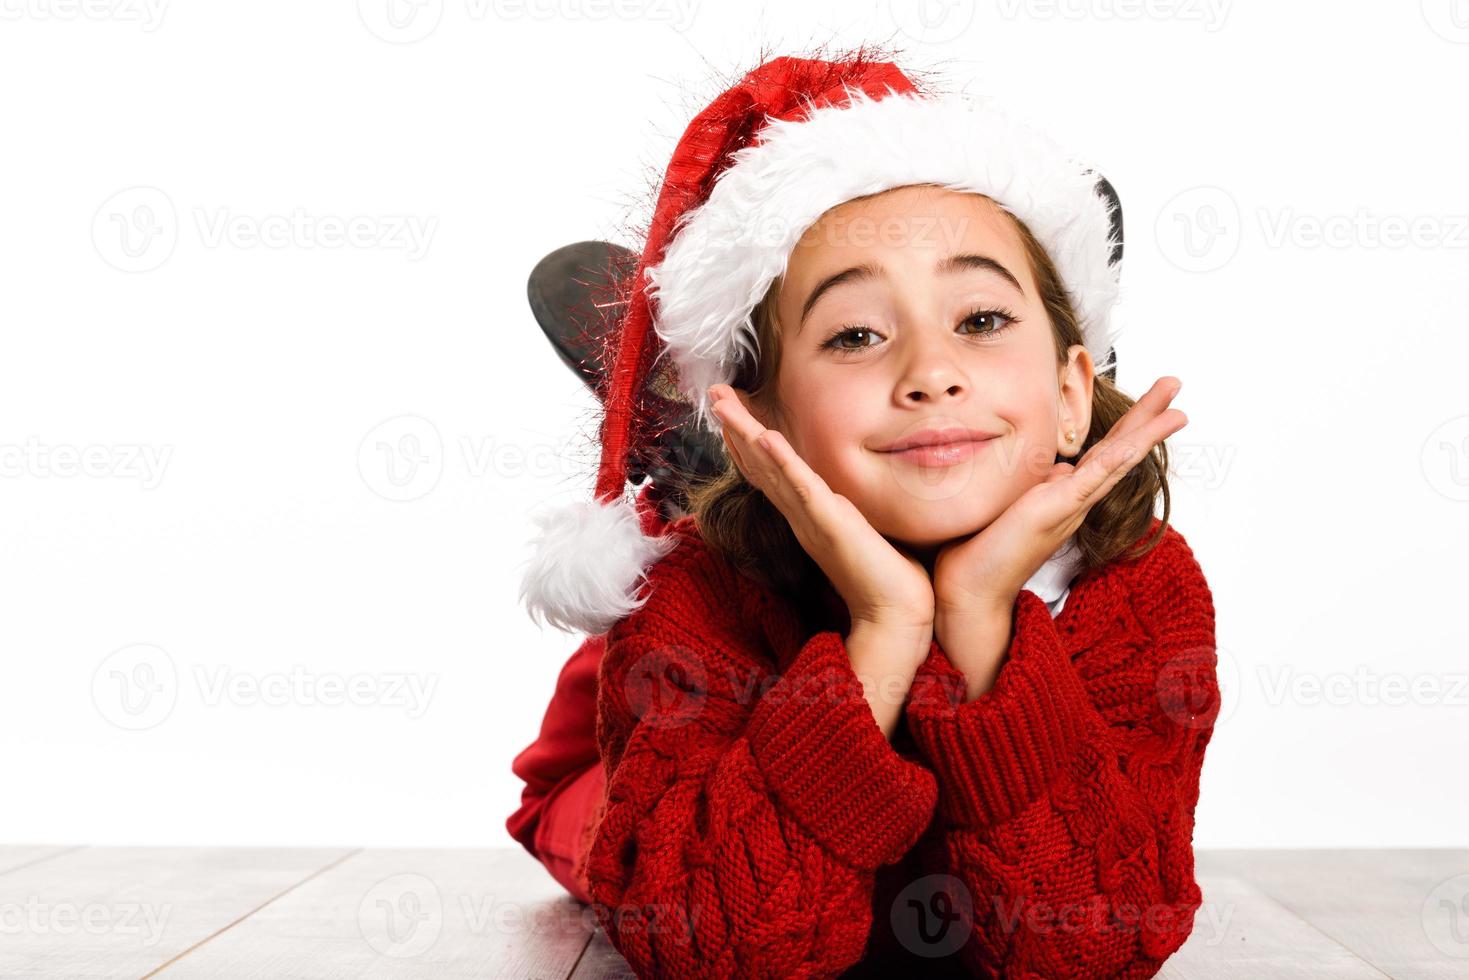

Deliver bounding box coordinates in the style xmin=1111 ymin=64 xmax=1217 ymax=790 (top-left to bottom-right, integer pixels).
xmin=733 ymin=387 xmax=777 ymax=430
xmin=1057 ymin=345 xmax=1095 ymax=457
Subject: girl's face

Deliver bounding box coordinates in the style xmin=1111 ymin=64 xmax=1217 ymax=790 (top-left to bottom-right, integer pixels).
xmin=752 ymin=184 xmax=1094 ymax=560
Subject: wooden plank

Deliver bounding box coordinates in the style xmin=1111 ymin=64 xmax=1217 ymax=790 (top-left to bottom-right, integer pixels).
xmin=0 ymin=846 xmax=356 ymax=979
xmin=563 ymin=866 xmax=1384 ymax=979
xmin=1197 ymin=848 xmax=1469 ymax=979
xmin=1157 ymin=872 xmax=1389 ymax=979
xmin=0 ymin=845 xmax=84 ymax=877
xmin=6 ymin=846 xmax=1460 ymax=978
xmin=151 ymin=847 xmax=594 ymax=979
xmin=568 ymin=925 xmax=636 ymax=980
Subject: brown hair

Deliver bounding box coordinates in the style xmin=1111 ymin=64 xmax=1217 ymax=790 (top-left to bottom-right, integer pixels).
xmin=683 ymin=192 xmax=1172 ymax=602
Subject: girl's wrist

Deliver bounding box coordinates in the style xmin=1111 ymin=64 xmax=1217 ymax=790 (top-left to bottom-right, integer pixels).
xmin=852 ymin=620 xmax=928 ymax=675
xmin=934 ymin=603 xmax=1016 ymax=703
xmin=936 ymin=589 xmax=1015 ymax=624
xmin=844 ymin=623 xmax=926 ymax=739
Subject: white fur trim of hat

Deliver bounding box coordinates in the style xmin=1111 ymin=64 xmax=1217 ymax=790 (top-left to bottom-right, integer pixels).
xmin=644 ymin=84 xmax=1122 ymax=438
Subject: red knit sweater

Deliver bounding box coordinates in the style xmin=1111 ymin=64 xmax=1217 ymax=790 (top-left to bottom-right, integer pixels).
xmin=516 ymin=509 xmax=1219 ymax=979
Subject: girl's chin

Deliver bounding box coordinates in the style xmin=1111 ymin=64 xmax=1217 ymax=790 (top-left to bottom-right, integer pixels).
xmin=880 ymin=514 xmax=993 ymax=553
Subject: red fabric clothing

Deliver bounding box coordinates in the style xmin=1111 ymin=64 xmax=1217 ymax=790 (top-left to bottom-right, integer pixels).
xmin=507 ymin=483 xmax=670 ymax=903
xmin=509 ymin=509 xmax=1219 ymax=978
xmin=505 ymin=631 xmax=605 ymax=904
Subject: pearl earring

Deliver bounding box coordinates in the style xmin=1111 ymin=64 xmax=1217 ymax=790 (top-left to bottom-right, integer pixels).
xmin=1065 ymin=428 xmax=1077 ymax=444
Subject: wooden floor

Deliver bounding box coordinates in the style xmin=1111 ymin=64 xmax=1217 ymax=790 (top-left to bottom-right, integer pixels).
xmin=1 ymin=845 xmax=1465 ymax=977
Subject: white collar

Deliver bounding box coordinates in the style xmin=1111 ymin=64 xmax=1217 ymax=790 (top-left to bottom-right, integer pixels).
xmin=1024 ymin=536 xmax=1085 ymax=616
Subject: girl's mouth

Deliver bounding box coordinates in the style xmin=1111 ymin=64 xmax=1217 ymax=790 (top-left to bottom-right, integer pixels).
xmin=883 ymin=436 xmax=997 ymax=467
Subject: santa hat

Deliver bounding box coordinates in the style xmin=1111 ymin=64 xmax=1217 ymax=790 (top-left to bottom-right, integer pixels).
xmin=520 ymin=50 xmax=1123 ymax=636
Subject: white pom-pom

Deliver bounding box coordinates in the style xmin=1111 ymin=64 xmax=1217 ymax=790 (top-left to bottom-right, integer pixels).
xmin=519 ymin=493 xmax=680 ymax=636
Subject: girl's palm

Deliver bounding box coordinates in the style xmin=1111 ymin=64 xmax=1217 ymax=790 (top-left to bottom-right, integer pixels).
xmin=934 ymin=376 xmax=1188 ymax=612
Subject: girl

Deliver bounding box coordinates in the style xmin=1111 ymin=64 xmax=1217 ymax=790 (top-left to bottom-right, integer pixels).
xmin=510 ymin=47 xmax=1219 ymax=979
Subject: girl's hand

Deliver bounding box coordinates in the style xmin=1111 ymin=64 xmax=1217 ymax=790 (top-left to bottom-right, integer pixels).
xmin=932 ymin=376 xmax=1189 ymax=618
xmin=708 ymin=384 xmax=936 ymax=644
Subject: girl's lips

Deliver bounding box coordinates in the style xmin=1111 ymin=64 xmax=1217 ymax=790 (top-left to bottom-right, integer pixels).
xmin=884 ymin=436 xmax=996 ymax=467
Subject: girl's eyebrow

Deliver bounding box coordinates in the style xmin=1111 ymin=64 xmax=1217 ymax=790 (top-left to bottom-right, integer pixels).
xmin=798 ymin=253 xmax=1025 ymax=333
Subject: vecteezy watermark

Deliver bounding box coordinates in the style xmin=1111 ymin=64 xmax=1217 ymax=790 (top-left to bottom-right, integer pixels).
xmin=879 ymin=0 xmax=977 ymax=44
xmin=0 ymin=437 xmax=172 ymax=489
xmin=193 ymin=207 xmax=435 ymax=259
xmin=92 ymin=644 xmax=440 ymax=729
xmin=890 ymin=873 xmax=1238 ymax=957
xmin=357 ymin=873 xmax=701 ymax=958
xmin=357 ymin=0 xmax=445 ymax=43
xmin=878 ymin=432 xmax=1146 ymax=504
xmin=1155 ymin=186 xmax=1242 ymax=273
xmin=891 ymin=873 xmax=974 ymax=958
xmin=1154 ymin=643 xmax=1233 ymax=729
xmin=1257 ymin=208 xmax=1469 ymax=251
xmin=1255 ymin=665 xmax=1469 ymax=708
xmin=92 ymin=187 xmax=177 ymax=273
xmin=988 ymin=892 xmax=1236 ymax=946
xmin=356 ymin=415 xmax=601 ymax=503
xmin=1167 ymin=442 xmax=1237 ymax=491
xmin=1157 ymin=186 xmax=1469 ymax=272
xmin=991 ymin=0 xmax=1230 ymax=30
xmin=1422 ymin=0 xmax=1469 ymax=44
xmin=92 ymin=644 xmax=179 ymax=731
xmin=1420 ymin=415 xmax=1469 ymax=502
xmin=1422 ymin=872 xmax=1469 ymax=959
xmin=621 ymin=646 xmax=709 ymax=730
xmin=359 ymin=873 xmax=444 ymax=958
xmin=193 ymin=665 xmax=438 ymax=718
xmin=356 ymin=0 xmax=699 ymax=44
xmin=0 ymin=898 xmax=173 ymax=946
xmin=0 ymin=0 xmax=169 ymax=30
xmin=92 ymin=186 xmax=437 ymax=273
xmin=358 ymin=415 xmax=444 ymax=503
xmin=747 ymin=209 xmax=977 ymax=259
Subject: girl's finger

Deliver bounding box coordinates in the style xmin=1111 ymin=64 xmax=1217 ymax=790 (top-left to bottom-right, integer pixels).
xmin=755 ymin=428 xmax=837 ymax=521
xmin=710 ymin=387 xmax=834 ymax=529
xmin=1077 ymin=377 xmax=1180 ymax=466
xmin=710 ymin=388 xmax=779 ymax=489
xmin=1075 ymin=379 xmax=1185 ymax=477
xmin=719 ymin=422 xmax=750 ymax=478
xmin=1092 ymin=409 xmax=1187 ymax=475
xmin=1065 ymin=412 xmax=1185 ymax=513
xmin=710 ymin=387 xmax=808 ymax=510
xmin=710 ymin=393 xmax=752 ymax=476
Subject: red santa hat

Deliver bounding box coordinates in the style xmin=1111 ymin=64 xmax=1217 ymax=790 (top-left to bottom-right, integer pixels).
xmin=520 ymin=50 xmax=1123 ymax=636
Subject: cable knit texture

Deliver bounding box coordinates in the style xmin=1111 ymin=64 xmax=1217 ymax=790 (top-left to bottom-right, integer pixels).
xmin=551 ymin=511 xmax=1218 ymax=979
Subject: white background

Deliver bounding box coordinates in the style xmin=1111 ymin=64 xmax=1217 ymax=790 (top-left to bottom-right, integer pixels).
xmin=3 ymin=1 xmax=1467 ymax=851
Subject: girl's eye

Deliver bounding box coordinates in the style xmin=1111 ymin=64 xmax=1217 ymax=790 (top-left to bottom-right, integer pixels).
xmin=959 ymin=306 xmax=1020 ymax=338
xmin=822 ymin=326 xmax=883 ymax=353
xmin=820 ymin=306 xmax=1020 ymax=356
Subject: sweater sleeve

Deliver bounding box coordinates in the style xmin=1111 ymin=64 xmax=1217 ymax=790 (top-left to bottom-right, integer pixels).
xmin=506 ymin=635 xmax=605 ymax=904
xmin=901 ymin=530 xmax=1219 ymax=979
xmin=580 ymin=547 xmax=939 ymax=980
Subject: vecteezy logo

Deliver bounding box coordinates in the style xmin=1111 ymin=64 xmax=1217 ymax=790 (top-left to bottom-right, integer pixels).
xmin=358 ymin=415 xmax=444 ymax=502
xmin=622 ymin=646 xmax=708 ymax=729
xmin=1155 ymin=186 xmax=1241 ymax=273
xmin=357 ymin=0 xmax=443 ymax=43
xmin=891 ymin=873 xmax=973 ymax=958
xmin=1421 ymin=415 xmax=1469 ymax=502
xmin=92 ymin=186 xmax=178 ymax=273
xmin=882 ymin=0 xmax=975 ymax=44
xmin=92 ymin=643 xmax=178 ymax=730
xmin=1422 ymin=873 xmax=1469 ymax=959
xmin=1156 ymin=644 xmax=1238 ymax=729
xmin=358 ymin=873 xmax=444 ymax=957
xmin=1422 ymin=0 xmax=1469 ymax=43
